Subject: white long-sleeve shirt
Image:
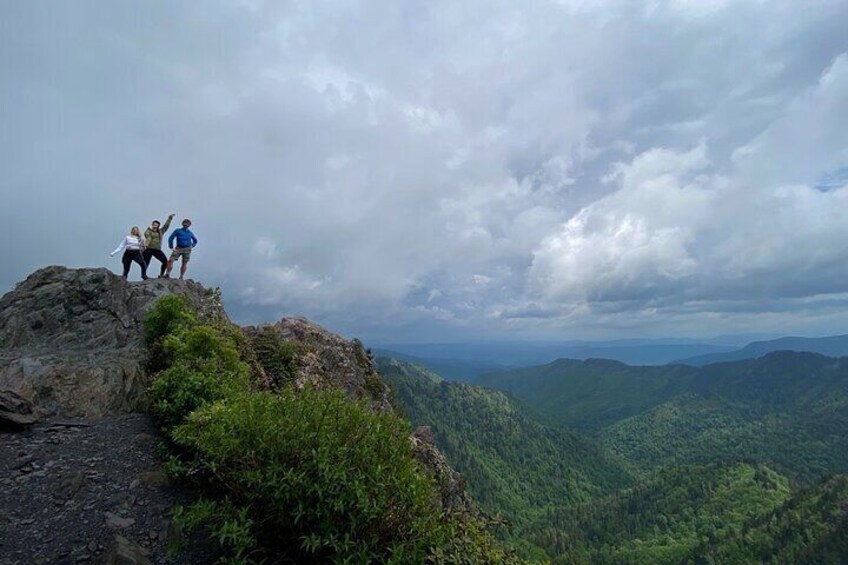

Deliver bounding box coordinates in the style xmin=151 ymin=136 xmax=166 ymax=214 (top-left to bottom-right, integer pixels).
xmin=111 ymin=235 xmax=145 ymax=256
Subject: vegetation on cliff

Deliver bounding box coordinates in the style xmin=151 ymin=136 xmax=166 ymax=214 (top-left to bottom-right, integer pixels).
xmin=144 ymin=295 xmax=519 ymax=564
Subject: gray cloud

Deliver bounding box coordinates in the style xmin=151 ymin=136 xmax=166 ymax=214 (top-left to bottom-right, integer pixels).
xmin=2 ymin=0 xmax=847 ymax=342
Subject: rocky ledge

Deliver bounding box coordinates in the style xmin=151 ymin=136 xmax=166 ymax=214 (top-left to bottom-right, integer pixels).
xmin=0 ymin=267 xmax=225 ymax=419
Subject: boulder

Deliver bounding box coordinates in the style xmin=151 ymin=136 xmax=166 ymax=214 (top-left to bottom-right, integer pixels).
xmin=0 ymin=266 xmax=226 ymax=418
xmin=104 ymin=535 xmax=152 ymax=565
xmin=0 ymin=389 xmax=38 ymax=427
xmin=244 ymin=317 xmax=393 ymax=412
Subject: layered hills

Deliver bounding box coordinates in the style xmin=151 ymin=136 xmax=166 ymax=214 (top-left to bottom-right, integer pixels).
xmin=479 ymin=352 xmax=848 ymax=479
xmin=379 ymin=358 xmax=634 ymax=527
xmin=381 ymin=350 xmax=848 ymax=562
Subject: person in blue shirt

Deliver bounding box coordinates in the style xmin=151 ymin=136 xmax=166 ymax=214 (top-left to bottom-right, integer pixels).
xmin=164 ymin=218 xmax=198 ymax=280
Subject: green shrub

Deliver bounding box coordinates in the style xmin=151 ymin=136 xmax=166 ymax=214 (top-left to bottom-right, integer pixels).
xmin=144 ymin=294 xmax=197 ymax=346
xmin=143 ymin=296 xmax=519 ymax=563
xmin=173 ymin=498 xmax=257 ymax=564
xmin=144 ymin=295 xmax=198 ymax=372
xmin=172 ymin=387 xmax=449 ymax=563
xmin=162 ymin=325 xmax=244 ymax=374
xmin=250 ymin=326 xmax=300 ymax=386
xmin=150 ymin=362 xmax=250 ymax=431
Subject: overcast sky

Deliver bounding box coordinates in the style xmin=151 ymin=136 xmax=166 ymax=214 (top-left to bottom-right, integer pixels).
xmin=2 ymin=1 xmax=848 ymax=342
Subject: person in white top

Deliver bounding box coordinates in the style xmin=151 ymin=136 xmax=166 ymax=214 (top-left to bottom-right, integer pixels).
xmin=110 ymin=226 xmax=149 ymax=280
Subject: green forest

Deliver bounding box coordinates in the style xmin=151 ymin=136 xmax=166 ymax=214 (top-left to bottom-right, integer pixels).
xmin=381 ymin=353 xmax=848 ymax=563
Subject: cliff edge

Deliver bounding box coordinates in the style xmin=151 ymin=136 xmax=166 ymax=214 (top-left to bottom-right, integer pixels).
xmin=0 ymin=266 xmax=226 ymax=419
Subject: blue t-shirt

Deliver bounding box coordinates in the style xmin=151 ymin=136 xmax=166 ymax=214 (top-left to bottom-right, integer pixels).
xmin=168 ymin=228 xmax=198 ymax=249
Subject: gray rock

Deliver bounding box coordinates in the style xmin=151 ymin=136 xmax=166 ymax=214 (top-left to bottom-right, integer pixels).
xmin=410 ymin=426 xmax=476 ymax=519
xmin=244 ymin=317 xmax=393 ymax=412
xmin=136 ymin=471 xmax=168 ymax=489
xmin=103 ymin=536 xmax=152 ymax=565
xmin=104 ymin=512 xmax=135 ymax=529
xmin=0 ymin=267 xmax=227 ymax=418
xmin=0 ymin=389 xmax=38 ymax=427
xmin=60 ymin=471 xmax=87 ymax=499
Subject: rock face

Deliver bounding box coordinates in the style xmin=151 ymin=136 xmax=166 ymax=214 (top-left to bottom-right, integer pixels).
xmin=0 ymin=266 xmax=226 ymax=418
xmin=244 ymin=317 xmax=393 ymax=412
xmin=410 ymin=426 xmax=476 ymax=519
xmin=0 ymin=389 xmax=38 ymax=428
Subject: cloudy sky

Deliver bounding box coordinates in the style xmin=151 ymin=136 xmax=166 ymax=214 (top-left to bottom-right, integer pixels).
xmin=2 ymin=1 xmax=847 ymax=342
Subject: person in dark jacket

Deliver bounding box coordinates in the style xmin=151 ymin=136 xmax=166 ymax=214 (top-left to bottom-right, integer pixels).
xmin=164 ymin=218 xmax=198 ymax=280
xmin=143 ymin=213 xmax=174 ymax=277
xmin=110 ymin=226 xmax=149 ymax=280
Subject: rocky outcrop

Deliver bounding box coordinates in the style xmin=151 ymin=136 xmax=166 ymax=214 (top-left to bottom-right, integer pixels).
xmin=410 ymin=426 xmax=476 ymax=518
xmin=1 ymin=266 xmax=478 ymax=523
xmin=0 ymin=266 xmax=226 ymax=418
xmin=0 ymin=390 xmax=38 ymax=428
xmin=244 ymin=317 xmax=393 ymax=412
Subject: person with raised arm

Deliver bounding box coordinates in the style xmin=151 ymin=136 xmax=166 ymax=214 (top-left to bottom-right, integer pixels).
xmin=143 ymin=213 xmax=175 ymax=278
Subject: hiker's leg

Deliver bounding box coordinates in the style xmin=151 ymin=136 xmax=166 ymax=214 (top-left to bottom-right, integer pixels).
xmin=131 ymin=251 xmax=148 ymax=279
xmin=179 ymin=256 xmax=188 ymax=279
xmin=165 ymin=255 xmax=175 ymax=276
xmin=121 ymin=251 xmax=132 ymax=278
xmin=154 ymin=250 xmax=168 ymax=276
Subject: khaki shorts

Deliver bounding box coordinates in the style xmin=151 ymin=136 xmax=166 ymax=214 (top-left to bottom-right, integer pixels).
xmin=170 ymin=247 xmax=192 ymax=261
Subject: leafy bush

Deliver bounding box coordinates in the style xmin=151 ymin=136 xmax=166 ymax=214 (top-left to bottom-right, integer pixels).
xmin=144 ymin=294 xmax=197 ymax=346
xmin=144 ymin=295 xmax=198 ymax=372
xmin=172 ymin=387 xmax=448 ymax=563
xmin=150 ymin=324 xmax=251 ymax=430
xmin=173 ymin=498 xmax=257 ymax=564
xmin=250 ymin=326 xmax=300 ymax=386
xmin=162 ymin=325 xmax=244 ymax=374
xmin=150 ymin=363 xmax=250 ymax=431
xmin=144 ymin=295 xmax=518 ymax=564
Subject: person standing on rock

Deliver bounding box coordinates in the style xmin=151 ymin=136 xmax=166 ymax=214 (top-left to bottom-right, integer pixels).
xmin=143 ymin=213 xmax=175 ymax=278
xmin=110 ymin=227 xmax=149 ymax=280
xmin=164 ymin=218 xmax=198 ymax=280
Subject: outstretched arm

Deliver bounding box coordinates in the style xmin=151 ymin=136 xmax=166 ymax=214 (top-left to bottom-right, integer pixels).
xmin=161 ymin=214 xmax=174 ymax=233
xmin=110 ymin=238 xmax=126 ymax=257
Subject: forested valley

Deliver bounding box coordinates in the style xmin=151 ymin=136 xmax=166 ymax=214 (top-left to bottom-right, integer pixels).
xmin=379 ymin=352 xmax=848 ymax=563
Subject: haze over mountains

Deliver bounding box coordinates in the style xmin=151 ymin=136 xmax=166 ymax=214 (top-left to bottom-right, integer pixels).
xmin=375 ymin=332 xmax=848 ymax=381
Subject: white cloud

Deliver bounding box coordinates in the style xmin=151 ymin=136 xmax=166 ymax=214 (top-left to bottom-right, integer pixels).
xmin=530 ymin=54 xmax=848 ymax=319
xmin=2 ymin=1 xmax=847 ymax=341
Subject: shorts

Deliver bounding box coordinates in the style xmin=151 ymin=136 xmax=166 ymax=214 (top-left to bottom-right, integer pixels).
xmin=170 ymin=247 xmax=192 ymax=261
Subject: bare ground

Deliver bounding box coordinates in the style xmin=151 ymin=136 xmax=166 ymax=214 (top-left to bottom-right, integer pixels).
xmin=0 ymin=414 xmax=216 ymax=565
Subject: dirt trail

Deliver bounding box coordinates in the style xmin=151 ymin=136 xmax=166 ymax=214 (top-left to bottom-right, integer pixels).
xmin=0 ymin=414 xmax=214 ymax=565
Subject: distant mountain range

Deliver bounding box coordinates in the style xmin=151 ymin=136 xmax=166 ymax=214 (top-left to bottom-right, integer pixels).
xmin=375 ymin=333 xmax=848 ymax=382
xmin=673 ymin=333 xmax=848 ymax=366
xmin=375 ymin=339 xmax=743 ymax=379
